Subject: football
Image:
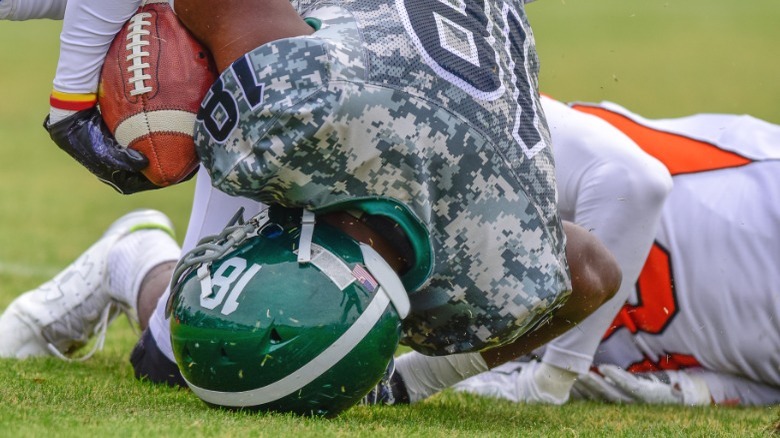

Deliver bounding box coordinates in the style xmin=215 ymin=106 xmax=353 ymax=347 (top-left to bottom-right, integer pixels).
xmin=98 ymin=0 xmax=217 ymax=187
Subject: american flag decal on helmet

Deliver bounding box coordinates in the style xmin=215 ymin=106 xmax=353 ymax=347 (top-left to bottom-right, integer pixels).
xmin=352 ymin=264 xmax=378 ymax=292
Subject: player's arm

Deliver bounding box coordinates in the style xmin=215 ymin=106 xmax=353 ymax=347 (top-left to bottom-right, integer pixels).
xmin=50 ymin=0 xmax=141 ymax=110
xmin=43 ymin=0 xmax=157 ymax=193
xmin=518 ymin=97 xmax=672 ymax=402
xmin=174 ymin=0 xmax=314 ymax=72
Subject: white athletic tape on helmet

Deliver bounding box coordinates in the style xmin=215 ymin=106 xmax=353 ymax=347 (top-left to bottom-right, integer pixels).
xmin=297 ymin=210 xmax=316 ymax=263
xmin=360 ymin=243 xmax=410 ymax=319
xmin=183 ymin=287 xmax=391 ymax=407
xmin=114 ymin=110 xmax=196 ymax=147
xmin=308 ymin=244 xmax=355 ymax=290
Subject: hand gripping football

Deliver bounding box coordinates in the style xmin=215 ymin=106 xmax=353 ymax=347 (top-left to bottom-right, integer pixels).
xmin=99 ymin=0 xmax=217 ymax=187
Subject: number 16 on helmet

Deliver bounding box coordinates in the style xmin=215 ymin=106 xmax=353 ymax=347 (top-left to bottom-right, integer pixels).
xmin=168 ymin=207 xmax=410 ymax=417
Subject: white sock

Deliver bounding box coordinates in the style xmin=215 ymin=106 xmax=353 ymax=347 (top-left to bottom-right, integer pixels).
xmin=107 ymin=230 xmax=180 ymax=317
xmin=534 ymin=361 xmax=577 ymax=402
xmin=395 ymin=351 xmax=489 ymax=403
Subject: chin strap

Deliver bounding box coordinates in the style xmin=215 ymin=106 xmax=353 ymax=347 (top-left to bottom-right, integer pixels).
xmin=297 ymin=210 xmax=316 ymax=264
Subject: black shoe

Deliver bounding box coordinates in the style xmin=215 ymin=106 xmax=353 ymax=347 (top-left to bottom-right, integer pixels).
xmin=362 ymin=358 xmax=410 ymax=405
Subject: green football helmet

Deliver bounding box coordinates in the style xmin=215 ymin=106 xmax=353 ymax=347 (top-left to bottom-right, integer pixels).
xmin=168 ymin=206 xmax=410 ymax=417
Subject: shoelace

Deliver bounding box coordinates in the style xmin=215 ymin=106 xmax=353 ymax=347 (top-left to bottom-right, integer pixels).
xmin=361 ymin=359 xmax=397 ymax=405
xmin=43 ymin=291 xmax=142 ymax=362
xmin=41 ymin=217 xmax=156 ymax=361
xmin=45 ymin=303 xmax=120 ymax=362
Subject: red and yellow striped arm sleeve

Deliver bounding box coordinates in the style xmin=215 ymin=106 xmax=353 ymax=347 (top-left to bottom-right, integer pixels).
xmin=49 ymin=90 xmax=97 ymax=111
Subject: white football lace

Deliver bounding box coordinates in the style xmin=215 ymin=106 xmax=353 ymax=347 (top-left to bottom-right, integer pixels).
xmin=125 ymin=12 xmax=153 ymax=96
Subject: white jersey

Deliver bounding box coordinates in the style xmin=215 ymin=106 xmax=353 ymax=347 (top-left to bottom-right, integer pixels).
xmin=539 ymin=97 xmax=672 ymax=375
xmin=575 ymin=102 xmax=780 ymax=400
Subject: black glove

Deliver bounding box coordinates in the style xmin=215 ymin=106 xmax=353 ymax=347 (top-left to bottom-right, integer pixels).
xmin=44 ymin=107 xmax=159 ymax=194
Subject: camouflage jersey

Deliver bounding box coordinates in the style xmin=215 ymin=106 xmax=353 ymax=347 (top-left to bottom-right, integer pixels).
xmin=194 ymin=0 xmax=572 ymax=355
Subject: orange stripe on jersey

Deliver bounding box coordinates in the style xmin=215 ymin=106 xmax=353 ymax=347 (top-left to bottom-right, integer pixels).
xmin=603 ymin=243 xmax=677 ymax=340
xmin=626 ymin=353 xmax=702 ymax=373
xmin=604 ymin=308 xmax=637 ymax=339
xmin=571 ymin=104 xmax=752 ymax=175
xmin=628 ymin=243 xmax=678 ymax=334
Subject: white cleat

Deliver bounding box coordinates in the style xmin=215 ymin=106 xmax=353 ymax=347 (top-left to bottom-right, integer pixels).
xmin=0 ymin=210 xmax=175 ymax=360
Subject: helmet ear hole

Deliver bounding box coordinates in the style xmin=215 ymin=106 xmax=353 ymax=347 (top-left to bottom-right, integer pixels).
xmin=182 ymin=346 xmax=192 ymax=363
xmin=269 ymin=328 xmax=283 ymax=344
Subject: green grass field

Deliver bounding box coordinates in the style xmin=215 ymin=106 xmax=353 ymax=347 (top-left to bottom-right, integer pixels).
xmin=1 ymin=2 xmax=779 ymax=436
